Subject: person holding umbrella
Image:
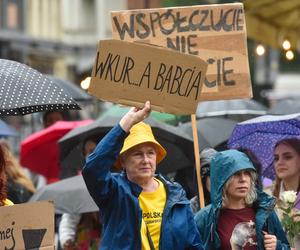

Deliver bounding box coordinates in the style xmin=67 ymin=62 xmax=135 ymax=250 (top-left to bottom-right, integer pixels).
xmin=195 ymin=149 xmax=290 ymax=249
xmin=59 ymin=137 xmax=102 ymax=250
xmin=43 ymin=110 xmax=65 ymax=128
xmin=83 ymin=101 xmax=203 ymax=250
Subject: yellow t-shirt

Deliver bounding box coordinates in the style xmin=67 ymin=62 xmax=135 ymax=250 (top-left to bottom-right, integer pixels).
xmin=3 ymin=199 xmax=14 ymax=206
xmin=138 ymin=178 xmax=166 ymax=250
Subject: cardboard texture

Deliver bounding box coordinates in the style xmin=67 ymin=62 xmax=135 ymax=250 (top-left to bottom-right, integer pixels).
xmin=0 ymin=201 xmax=54 ymax=250
xmin=111 ymin=3 xmax=252 ymax=101
xmin=89 ymin=39 xmax=208 ymax=114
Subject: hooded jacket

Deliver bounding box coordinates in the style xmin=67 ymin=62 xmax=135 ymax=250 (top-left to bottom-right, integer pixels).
xmin=194 ymin=150 xmax=290 ymax=250
xmin=83 ymin=124 xmax=203 ymax=250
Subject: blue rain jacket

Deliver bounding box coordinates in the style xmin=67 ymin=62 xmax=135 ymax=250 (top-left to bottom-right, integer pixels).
xmin=83 ymin=124 xmax=203 ymax=250
xmin=194 ymin=150 xmax=290 ymax=250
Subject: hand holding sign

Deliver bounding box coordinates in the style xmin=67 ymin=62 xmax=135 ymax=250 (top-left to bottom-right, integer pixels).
xmin=89 ymin=40 xmax=208 ymax=115
xmin=120 ymin=101 xmax=151 ymax=132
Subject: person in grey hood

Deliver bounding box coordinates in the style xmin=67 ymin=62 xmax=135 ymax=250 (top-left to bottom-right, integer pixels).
xmin=190 ymin=148 xmax=217 ymax=213
xmin=194 ymin=149 xmax=290 ymax=250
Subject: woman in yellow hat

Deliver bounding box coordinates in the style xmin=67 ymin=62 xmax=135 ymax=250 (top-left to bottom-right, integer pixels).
xmin=83 ymin=101 xmax=203 ymax=250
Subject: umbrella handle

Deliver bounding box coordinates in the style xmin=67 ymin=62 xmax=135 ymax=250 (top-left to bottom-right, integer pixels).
xmin=191 ymin=114 xmax=205 ymax=209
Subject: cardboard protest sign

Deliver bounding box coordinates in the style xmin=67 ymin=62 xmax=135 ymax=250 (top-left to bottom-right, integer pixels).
xmin=0 ymin=201 xmax=54 ymax=250
xmin=111 ymin=3 xmax=252 ymax=101
xmin=89 ymin=39 xmax=208 ymax=114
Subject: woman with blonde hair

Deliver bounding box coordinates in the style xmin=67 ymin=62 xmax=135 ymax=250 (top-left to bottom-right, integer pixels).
xmin=195 ymin=149 xmax=290 ymax=249
xmin=0 ymin=140 xmax=36 ymax=203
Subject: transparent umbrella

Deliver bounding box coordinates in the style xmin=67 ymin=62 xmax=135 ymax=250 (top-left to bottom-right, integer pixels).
xmin=268 ymin=99 xmax=300 ymax=115
xmin=196 ymin=99 xmax=267 ymax=121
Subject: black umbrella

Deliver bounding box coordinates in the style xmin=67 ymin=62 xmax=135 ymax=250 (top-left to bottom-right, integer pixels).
xmin=0 ymin=59 xmax=80 ymax=116
xmin=46 ymin=75 xmax=92 ymax=102
xmin=179 ymin=117 xmax=237 ymax=150
xmin=59 ymin=116 xmax=195 ymax=175
xmin=268 ymin=99 xmax=300 ymax=115
xmin=30 ymin=175 xmax=98 ymax=214
xmin=196 ymin=99 xmax=267 ymax=121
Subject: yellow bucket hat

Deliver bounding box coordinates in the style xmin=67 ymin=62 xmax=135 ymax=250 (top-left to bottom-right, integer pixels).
xmin=115 ymin=122 xmax=167 ymax=169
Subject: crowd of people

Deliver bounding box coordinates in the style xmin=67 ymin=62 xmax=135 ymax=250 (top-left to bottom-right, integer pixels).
xmin=0 ymin=102 xmax=300 ymax=249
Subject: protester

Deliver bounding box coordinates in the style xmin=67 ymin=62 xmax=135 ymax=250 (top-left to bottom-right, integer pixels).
xmin=273 ymin=138 xmax=300 ymax=209
xmin=0 ymin=140 xmax=36 ymax=203
xmin=42 ymin=110 xmax=66 ymax=250
xmin=237 ymin=148 xmax=263 ymax=190
xmin=25 ymin=110 xmax=66 ymax=185
xmin=272 ymin=138 xmax=300 ymax=248
xmin=0 ymin=142 xmax=13 ymax=206
xmin=59 ymin=138 xmax=102 ymax=250
xmin=59 ymin=211 xmax=101 ymax=250
xmin=83 ymin=101 xmax=203 ymax=249
xmin=195 ymin=149 xmax=290 ymax=249
xmin=190 ymin=148 xmax=217 ymax=213
xmin=43 ymin=110 xmax=65 ymax=128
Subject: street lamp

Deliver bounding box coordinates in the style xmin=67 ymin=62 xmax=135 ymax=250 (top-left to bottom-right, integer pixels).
xmin=256 ymin=44 xmax=265 ymax=56
xmin=282 ymin=39 xmax=291 ymax=50
xmin=81 ymin=77 xmax=91 ymax=90
xmin=285 ymin=50 xmax=294 ymax=60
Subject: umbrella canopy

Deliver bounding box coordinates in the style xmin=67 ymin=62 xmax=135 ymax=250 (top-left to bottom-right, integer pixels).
xmin=196 ymin=99 xmax=267 ymax=121
xmin=20 ymin=120 xmax=93 ymax=181
xmin=100 ymin=105 xmax=190 ymax=125
xmin=0 ymin=119 xmax=18 ymax=137
xmin=59 ymin=116 xmax=195 ymax=175
xmin=30 ymin=175 xmax=98 ymax=214
xmin=228 ymin=113 xmax=300 ymax=179
xmin=180 ymin=118 xmax=237 ymax=150
xmin=46 ymin=75 xmax=92 ymax=102
xmin=268 ymin=99 xmax=300 ymax=115
xmin=0 ymin=59 xmax=80 ymax=116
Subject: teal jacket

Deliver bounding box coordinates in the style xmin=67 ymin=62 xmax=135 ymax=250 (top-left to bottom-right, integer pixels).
xmin=83 ymin=124 xmax=204 ymax=250
xmin=194 ymin=150 xmax=290 ymax=250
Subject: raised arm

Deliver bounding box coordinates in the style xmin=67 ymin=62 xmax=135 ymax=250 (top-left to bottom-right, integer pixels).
xmin=82 ymin=101 xmax=151 ymax=206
